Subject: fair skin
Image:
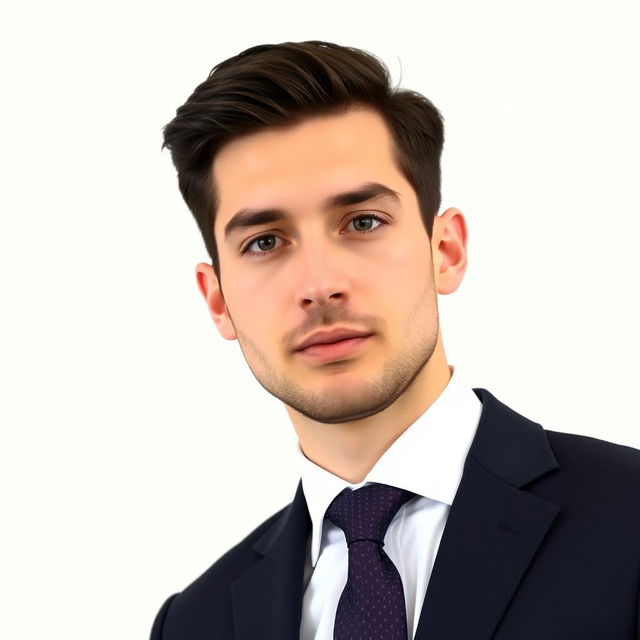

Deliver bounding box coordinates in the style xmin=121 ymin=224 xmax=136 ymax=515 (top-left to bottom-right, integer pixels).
xmin=196 ymin=106 xmax=468 ymax=484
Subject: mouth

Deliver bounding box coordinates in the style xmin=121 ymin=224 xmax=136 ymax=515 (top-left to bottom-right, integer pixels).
xmin=294 ymin=335 xmax=373 ymax=362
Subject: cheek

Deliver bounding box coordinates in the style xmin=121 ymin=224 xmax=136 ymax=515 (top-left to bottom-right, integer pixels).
xmin=373 ymin=240 xmax=430 ymax=286
xmin=226 ymin=271 xmax=284 ymax=331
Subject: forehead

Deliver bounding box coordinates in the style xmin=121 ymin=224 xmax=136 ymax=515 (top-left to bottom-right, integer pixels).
xmin=211 ymin=108 xmax=405 ymax=237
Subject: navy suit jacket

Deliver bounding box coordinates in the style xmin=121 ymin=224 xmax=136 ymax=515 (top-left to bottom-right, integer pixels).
xmin=150 ymin=388 xmax=640 ymax=639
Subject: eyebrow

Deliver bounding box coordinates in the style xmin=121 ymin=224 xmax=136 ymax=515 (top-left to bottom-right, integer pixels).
xmin=223 ymin=181 xmax=402 ymax=243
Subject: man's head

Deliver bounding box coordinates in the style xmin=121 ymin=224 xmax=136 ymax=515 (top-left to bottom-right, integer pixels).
xmin=162 ymin=41 xmax=467 ymax=426
xmin=162 ymin=40 xmax=445 ymax=286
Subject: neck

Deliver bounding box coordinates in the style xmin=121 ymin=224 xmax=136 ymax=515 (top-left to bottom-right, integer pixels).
xmin=288 ymin=334 xmax=452 ymax=484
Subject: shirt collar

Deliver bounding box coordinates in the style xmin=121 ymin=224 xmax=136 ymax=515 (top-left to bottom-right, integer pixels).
xmin=295 ymin=364 xmax=483 ymax=566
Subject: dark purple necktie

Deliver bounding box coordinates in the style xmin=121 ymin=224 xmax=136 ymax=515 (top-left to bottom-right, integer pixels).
xmin=325 ymin=482 xmax=416 ymax=640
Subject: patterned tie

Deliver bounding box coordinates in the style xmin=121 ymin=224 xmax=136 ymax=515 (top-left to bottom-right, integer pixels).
xmin=325 ymin=482 xmax=416 ymax=640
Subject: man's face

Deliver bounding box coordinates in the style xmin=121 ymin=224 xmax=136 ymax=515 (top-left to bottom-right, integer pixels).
xmin=199 ymin=107 xmax=450 ymax=425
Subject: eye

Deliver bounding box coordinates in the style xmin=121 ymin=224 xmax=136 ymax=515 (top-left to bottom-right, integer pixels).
xmin=343 ymin=213 xmax=386 ymax=234
xmin=240 ymin=234 xmax=285 ymax=257
xmin=239 ymin=212 xmax=387 ymax=257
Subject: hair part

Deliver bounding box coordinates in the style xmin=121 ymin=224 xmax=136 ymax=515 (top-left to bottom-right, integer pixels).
xmin=161 ymin=40 xmax=445 ymax=285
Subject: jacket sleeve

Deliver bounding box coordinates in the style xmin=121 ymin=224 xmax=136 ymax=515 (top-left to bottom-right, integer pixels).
xmin=150 ymin=593 xmax=179 ymax=640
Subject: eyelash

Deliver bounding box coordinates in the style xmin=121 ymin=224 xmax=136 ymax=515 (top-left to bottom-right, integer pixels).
xmin=239 ymin=213 xmax=388 ymax=257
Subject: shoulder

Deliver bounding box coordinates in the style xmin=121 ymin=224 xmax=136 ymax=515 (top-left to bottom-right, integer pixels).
xmin=540 ymin=428 xmax=640 ymax=513
xmin=151 ymin=502 xmax=290 ymax=639
xmin=190 ymin=502 xmax=288 ymax=589
xmin=545 ymin=428 xmax=640 ymax=480
xmin=179 ymin=501 xmax=289 ymax=595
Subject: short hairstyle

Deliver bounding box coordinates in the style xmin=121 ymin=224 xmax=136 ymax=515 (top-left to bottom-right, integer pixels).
xmin=161 ymin=40 xmax=445 ymax=284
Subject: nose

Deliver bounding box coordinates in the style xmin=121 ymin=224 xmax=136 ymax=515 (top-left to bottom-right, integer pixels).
xmin=293 ymin=240 xmax=352 ymax=310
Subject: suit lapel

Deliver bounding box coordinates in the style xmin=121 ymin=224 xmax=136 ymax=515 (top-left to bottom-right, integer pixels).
xmin=231 ymin=480 xmax=310 ymax=640
xmin=414 ymin=387 xmax=562 ymax=639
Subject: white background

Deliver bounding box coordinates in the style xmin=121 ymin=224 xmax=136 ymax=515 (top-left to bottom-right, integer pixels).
xmin=1 ymin=1 xmax=638 ymax=638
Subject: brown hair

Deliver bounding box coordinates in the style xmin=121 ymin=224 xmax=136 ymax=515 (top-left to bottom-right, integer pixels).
xmin=161 ymin=40 xmax=445 ymax=283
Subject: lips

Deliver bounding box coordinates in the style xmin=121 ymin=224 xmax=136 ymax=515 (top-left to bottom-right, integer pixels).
xmin=295 ymin=335 xmax=371 ymax=362
xmin=295 ymin=328 xmax=373 ymax=351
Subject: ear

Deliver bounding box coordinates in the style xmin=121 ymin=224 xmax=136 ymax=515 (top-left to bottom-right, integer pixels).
xmin=195 ymin=262 xmax=237 ymax=341
xmin=431 ymin=207 xmax=468 ymax=295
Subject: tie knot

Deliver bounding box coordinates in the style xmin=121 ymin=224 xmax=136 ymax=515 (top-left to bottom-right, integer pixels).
xmin=325 ymin=482 xmax=416 ymax=546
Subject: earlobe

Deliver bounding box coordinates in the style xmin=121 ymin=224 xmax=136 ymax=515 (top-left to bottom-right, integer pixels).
xmin=432 ymin=207 xmax=468 ymax=295
xmin=194 ymin=262 xmax=237 ymax=341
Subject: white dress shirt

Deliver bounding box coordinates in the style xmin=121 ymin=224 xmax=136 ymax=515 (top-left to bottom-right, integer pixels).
xmin=296 ymin=364 xmax=483 ymax=640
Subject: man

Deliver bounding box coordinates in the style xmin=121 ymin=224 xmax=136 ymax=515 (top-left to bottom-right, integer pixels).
xmin=151 ymin=41 xmax=640 ymax=639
